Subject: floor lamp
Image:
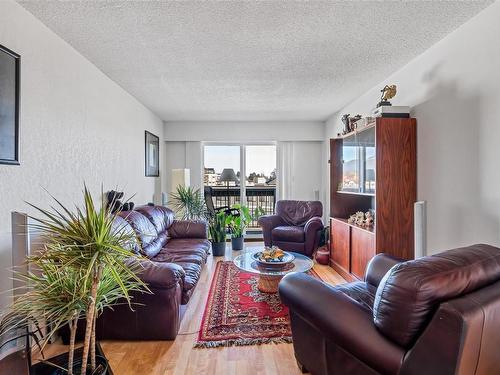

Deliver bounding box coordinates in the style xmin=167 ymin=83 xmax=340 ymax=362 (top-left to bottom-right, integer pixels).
xmin=219 ymin=168 xmax=239 ymax=207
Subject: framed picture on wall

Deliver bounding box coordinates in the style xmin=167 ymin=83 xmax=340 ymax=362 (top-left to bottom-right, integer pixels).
xmin=0 ymin=44 xmax=20 ymax=165
xmin=145 ymin=130 xmax=159 ymax=177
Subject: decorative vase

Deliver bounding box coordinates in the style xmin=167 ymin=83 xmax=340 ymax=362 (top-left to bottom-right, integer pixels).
xmin=231 ymin=236 xmax=244 ymax=251
xmin=315 ymin=245 xmax=330 ymax=265
xmin=211 ymin=241 xmax=226 ymax=256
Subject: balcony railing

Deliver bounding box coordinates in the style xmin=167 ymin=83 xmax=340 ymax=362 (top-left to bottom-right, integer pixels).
xmin=210 ymin=186 xmax=276 ymax=230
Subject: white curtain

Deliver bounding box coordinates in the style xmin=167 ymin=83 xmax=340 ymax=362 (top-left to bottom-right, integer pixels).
xmin=277 ymin=141 xmax=294 ymax=201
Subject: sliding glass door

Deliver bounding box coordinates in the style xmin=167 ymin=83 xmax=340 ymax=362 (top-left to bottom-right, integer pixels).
xmin=203 ymin=145 xmax=241 ymax=209
xmin=245 ymin=145 xmax=277 ymax=229
xmin=203 ymin=143 xmax=277 ymax=231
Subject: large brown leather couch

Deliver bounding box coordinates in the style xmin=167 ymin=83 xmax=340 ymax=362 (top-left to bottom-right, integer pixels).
xmin=64 ymin=205 xmax=210 ymax=342
xmin=279 ymin=244 xmax=500 ymax=375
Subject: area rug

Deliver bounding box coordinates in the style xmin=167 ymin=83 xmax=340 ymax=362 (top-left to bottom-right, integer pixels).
xmin=195 ymin=261 xmax=321 ymax=348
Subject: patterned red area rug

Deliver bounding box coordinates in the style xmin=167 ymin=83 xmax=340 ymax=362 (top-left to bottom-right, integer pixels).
xmin=195 ymin=261 xmax=321 ymax=348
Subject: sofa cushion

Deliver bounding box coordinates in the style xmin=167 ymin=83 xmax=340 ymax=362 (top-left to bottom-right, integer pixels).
xmin=169 ymin=220 xmax=208 ymax=239
xmin=111 ymin=215 xmax=139 ymax=254
xmin=150 ymin=238 xmax=210 ymax=303
xmin=164 ymin=238 xmax=211 ymax=254
xmin=152 ymin=239 xmax=210 ymax=265
xmin=373 ymin=244 xmax=500 ymax=348
xmin=275 ymin=200 xmax=323 ymax=226
xmin=135 ymin=205 xmax=174 ymax=235
xmin=118 ymin=211 xmax=163 ymax=258
xmin=141 ymin=232 xmax=168 ymax=258
xmin=272 ymin=226 xmax=305 ymax=243
xmin=175 ymin=261 xmax=202 ymax=292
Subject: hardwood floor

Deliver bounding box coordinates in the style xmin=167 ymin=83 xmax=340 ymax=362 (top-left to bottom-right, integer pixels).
xmin=42 ymin=243 xmax=345 ymax=375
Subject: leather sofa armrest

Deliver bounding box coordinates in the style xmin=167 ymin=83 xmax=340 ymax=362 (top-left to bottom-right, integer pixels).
xmin=127 ymin=258 xmax=185 ymax=289
xmin=279 ymin=273 xmax=404 ymax=375
xmin=364 ymin=253 xmax=405 ymax=288
xmin=257 ymin=215 xmax=286 ymax=246
xmin=169 ymin=220 xmax=208 ymax=239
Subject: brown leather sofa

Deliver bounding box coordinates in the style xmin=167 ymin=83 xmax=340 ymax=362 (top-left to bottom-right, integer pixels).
xmin=279 ymin=244 xmax=500 ymax=375
xmin=258 ymin=200 xmax=323 ymax=257
xmin=63 ymin=205 xmax=210 ymax=342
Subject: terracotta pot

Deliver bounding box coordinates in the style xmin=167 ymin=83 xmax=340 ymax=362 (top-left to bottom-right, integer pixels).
xmin=315 ymin=245 xmax=330 ymax=265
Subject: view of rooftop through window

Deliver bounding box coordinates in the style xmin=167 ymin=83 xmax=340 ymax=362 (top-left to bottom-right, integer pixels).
xmin=203 ymin=144 xmax=277 ymax=229
xmin=203 ymin=145 xmax=276 ymax=187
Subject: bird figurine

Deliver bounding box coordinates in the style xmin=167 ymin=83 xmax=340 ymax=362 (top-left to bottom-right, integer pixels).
xmin=377 ymin=84 xmax=397 ymax=107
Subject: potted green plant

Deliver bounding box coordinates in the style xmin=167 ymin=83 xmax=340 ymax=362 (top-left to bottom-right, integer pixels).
xmin=209 ymin=211 xmax=227 ymax=256
xmin=1 ymin=186 xmax=148 ymax=375
xmin=225 ymin=204 xmax=252 ymax=251
xmin=169 ymin=185 xmax=208 ymax=220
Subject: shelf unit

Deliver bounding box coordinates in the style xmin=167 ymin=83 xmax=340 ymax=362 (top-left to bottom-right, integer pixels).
xmin=329 ymin=117 xmax=417 ymax=281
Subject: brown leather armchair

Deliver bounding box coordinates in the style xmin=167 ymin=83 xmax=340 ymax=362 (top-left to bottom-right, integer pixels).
xmin=279 ymin=244 xmax=500 ymax=375
xmin=258 ymin=200 xmax=323 ymax=257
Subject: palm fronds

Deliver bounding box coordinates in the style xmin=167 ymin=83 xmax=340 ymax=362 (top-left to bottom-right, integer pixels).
xmin=2 ymin=185 xmax=148 ymax=375
xmin=169 ymin=185 xmax=208 ymax=220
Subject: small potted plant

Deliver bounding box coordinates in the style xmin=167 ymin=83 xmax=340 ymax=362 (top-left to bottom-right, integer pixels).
xmin=209 ymin=211 xmax=227 ymax=256
xmin=225 ymin=204 xmax=252 ymax=251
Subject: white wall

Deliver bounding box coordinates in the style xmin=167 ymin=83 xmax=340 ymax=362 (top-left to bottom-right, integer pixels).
xmin=165 ymin=121 xmax=325 ymax=142
xmin=282 ymin=141 xmax=323 ymax=201
xmin=0 ymin=1 xmax=164 ymax=308
xmin=325 ymin=2 xmax=500 ymax=254
xmin=164 ymin=141 xmax=202 ymax=194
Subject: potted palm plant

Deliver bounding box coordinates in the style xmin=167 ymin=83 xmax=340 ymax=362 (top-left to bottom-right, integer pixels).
xmin=225 ymin=204 xmax=252 ymax=251
xmin=209 ymin=211 xmax=227 ymax=256
xmin=169 ymin=185 xmax=208 ymax=220
xmin=1 ymin=186 xmax=148 ymax=375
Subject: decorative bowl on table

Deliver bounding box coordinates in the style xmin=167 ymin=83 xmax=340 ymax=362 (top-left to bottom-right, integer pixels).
xmin=252 ymin=247 xmax=295 ymax=270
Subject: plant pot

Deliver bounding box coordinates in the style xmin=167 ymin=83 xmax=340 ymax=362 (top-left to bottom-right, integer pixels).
xmin=315 ymin=245 xmax=330 ymax=265
xmin=31 ymin=343 xmax=111 ymax=375
xmin=231 ymin=236 xmax=244 ymax=250
xmin=211 ymin=241 xmax=226 ymax=256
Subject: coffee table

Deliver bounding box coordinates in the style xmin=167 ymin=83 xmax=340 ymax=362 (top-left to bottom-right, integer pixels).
xmin=233 ymin=250 xmax=314 ymax=293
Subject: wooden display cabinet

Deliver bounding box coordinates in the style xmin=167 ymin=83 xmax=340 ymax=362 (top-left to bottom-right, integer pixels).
xmin=329 ymin=117 xmax=416 ymax=280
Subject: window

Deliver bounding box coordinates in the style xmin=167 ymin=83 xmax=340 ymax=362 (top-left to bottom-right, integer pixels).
xmin=203 ymin=143 xmax=277 ymax=230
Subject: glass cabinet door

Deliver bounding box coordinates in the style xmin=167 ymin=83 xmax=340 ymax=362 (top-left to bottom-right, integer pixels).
xmin=358 ymin=126 xmax=376 ymax=194
xmin=340 ymin=126 xmax=376 ymax=194
xmin=341 ymin=133 xmax=360 ymax=192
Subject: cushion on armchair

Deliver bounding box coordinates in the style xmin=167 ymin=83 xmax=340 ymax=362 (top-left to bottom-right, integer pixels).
xmin=272 ymin=226 xmax=305 ymax=242
xmin=276 ymin=200 xmax=323 ymax=226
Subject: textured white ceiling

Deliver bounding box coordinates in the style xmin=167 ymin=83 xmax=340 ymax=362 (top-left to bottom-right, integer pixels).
xmin=18 ymin=1 xmax=492 ymax=122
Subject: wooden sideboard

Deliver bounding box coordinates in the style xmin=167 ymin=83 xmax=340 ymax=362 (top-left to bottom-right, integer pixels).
xmin=329 ymin=117 xmax=417 ymax=280
xmin=330 ymin=218 xmax=375 ymax=281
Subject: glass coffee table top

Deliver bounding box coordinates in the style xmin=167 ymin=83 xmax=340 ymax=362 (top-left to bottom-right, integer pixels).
xmin=233 ymin=250 xmax=314 ymax=276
